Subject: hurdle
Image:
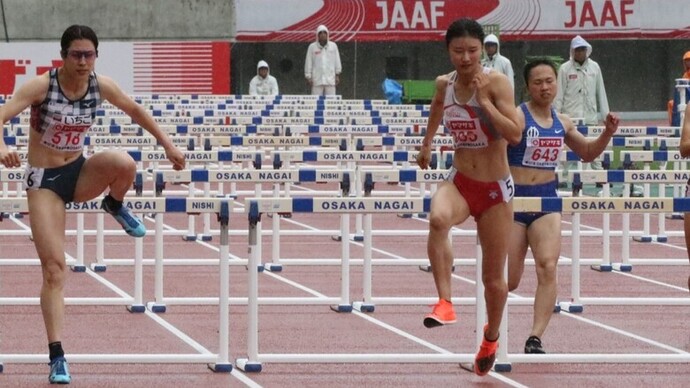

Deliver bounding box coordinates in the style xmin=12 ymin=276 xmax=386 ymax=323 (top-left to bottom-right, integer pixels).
xmin=0 ymin=197 xmax=237 ymax=372
xmin=235 ymin=196 xmax=690 ymax=373
xmin=619 ymin=149 xmax=689 ymax=240
xmin=152 ymin=167 xmax=352 ymax=273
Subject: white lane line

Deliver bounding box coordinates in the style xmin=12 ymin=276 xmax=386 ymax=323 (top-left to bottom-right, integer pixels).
xmin=10 ymin=214 xmax=261 ymax=387
xmin=612 ymin=270 xmax=689 ymax=292
xmin=560 ymin=310 xmax=690 ymax=354
xmin=260 ymin=269 xmax=527 ymax=387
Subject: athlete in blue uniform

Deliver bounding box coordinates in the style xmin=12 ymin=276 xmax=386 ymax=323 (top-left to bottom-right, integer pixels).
xmin=507 ymin=58 xmax=619 ymax=354
xmin=0 ymin=25 xmax=185 ymax=384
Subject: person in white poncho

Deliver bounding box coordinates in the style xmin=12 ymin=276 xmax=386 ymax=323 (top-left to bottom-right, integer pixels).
xmin=249 ymin=60 xmax=279 ymax=96
xmin=482 ymin=33 xmax=514 ymax=90
xmin=304 ymin=25 xmax=342 ymax=96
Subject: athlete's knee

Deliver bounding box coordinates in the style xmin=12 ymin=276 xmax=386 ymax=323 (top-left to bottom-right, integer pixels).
xmin=112 ymin=153 xmax=137 ymax=172
xmin=428 ymin=212 xmax=453 ymax=233
xmin=482 ymin=272 xmax=507 ymax=295
xmin=535 ymin=257 xmax=558 ymax=282
xmin=41 ymin=259 xmax=67 ymax=288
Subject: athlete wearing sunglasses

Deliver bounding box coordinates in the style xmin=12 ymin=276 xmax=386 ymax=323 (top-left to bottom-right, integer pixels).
xmin=0 ymin=24 xmax=185 ymax=384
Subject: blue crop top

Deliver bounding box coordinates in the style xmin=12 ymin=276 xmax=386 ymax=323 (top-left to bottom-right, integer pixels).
xmin=507 ymin=103 xmax=565 ymax=170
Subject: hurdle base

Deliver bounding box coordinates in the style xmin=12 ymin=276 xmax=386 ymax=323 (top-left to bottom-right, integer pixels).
xmin=419 ymin=265 xmax=455 ymax=273
xmin=208 ymin=363 xmax=233 ymax=373
xmin=13 ymin=212 xmax=23 ymax=219
xmin=127 ymin=304 xmax=146 ymax=313
xmin=147 ymin=302 xmax=167 ymax=313
xmin=182 ymin=235 xmax=198 ymax=241
xmin=235 ymin=358 xmax=262 ymax=373
xmin=416 ymin=213 xmax=427 ymax=219
xmin=246 ymin=264 xmax=265 ymax=272
xmin=331 ymin=234 xmax=364 ymax=242
xmin=199 ymin=234 xmax=213 ymax=242
xmin=90 ymin=263 xmax=107 ymax=272
xmin=0 ymin=363 xmax=3 ymax=373
xmin=559 ymin=301 xmax=584 ymax=313
xmin=633 ymin=236 xmax=652 ymax=243
xmin=70 ymin=265 xmax=86 ymax=273
xmin=655 ymin=235 xmax=668 ymax=243
xmin=613 ymin=263 xmax=633 ymax=272
xmin=553 ymin=303 xmax=561 ymax=313
xmin=352 ymin=301 xmax=375 ymax=313
xmin=397 ymin=213 xmax=413 ymax=219
xmin=494 ymin=362 xmax=511 ymax=373
xmin=590 ymin=264 xmax=613 ymax=272
xmin=266 ymin=263 xmax=283 ymax=272
xmin=666 ymin=213 xmax=684 ymax=220
xmin=330 ymin=304 xmax=353 ymax=313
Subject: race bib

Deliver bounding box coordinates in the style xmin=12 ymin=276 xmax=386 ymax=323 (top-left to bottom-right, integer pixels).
xmin=522 ymin=136 xmax=563 ymax=168
xmin=447 ymin=118 xmax=489 ymax=149
xmin=41 ymin=114 xmax=92 ymax=151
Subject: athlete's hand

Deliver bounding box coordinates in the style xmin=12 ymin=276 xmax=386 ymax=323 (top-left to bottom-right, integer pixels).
xmin=0 ymin=147 xmax=21 ymax=168
xmin=603 ymin=113 xmax=620 ymax=135
xmin=472 ymin=72 xmax=492 ymax=108
xmin=165 ymin=146 xmax=186 ymax=171
xmin=416 ymin=145 xmax=432 ymax=169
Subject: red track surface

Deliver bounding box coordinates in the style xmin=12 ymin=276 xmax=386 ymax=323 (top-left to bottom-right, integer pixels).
xmin=1 ymin=177 xmax=689 ymax=387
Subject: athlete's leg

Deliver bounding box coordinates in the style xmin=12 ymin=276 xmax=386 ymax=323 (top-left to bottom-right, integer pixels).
xmin=28 ymin=189 xmax=68 ymax=344
xmin=427 ymin=181 xmax=469 ymax=301
xmin=73 ymin=150 xmax=137 ymax=202
xmin=507 ymin=221 xmax=529 ymax=291
xmin=526 ymin=213 xmax=562 ymax=338
xmin=476 ymin=201 xmax=512 ymax=341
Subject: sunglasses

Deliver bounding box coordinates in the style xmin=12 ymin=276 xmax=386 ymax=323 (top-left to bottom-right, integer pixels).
xmin=64 ymin=50 xmax=98 ymax=60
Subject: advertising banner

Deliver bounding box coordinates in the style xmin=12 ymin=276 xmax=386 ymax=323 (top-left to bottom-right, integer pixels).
xmin=0 ymin=41 xmax=230 ymax=95
xmin=236 ymin=0 xmax=690 ymax=42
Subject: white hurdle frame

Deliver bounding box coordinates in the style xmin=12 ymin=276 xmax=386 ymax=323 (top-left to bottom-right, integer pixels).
xmin=0 ymin=197 xmax=234 ymax=372
xmin=236 ymin=196 xmax=690 ymax=372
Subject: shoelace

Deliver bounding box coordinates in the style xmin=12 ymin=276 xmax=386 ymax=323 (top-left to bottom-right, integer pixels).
xmin=52 ymin=361 xmax=66 ymax=375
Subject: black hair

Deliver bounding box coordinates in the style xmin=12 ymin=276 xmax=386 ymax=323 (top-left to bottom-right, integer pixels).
xmin=445 ymin=18 xmax=485 ymax=48
xmin=523 ymin=58 xmax=557 ymax=84
xmin=60 ymin=25 xmax=99 ymax=57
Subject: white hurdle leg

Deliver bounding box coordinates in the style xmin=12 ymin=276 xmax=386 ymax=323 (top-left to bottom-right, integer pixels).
xmin=148 ymin=212 xmax=166 ymax=313
xmin=236 ymin=202 xmax=263 ymax=372
xmin=474 ymin=236 xmax=486 ymax=350
xmin=614 ymin=211 xmax=632 ymax=272
xmin=184 ymin=182 xmax=197 ymax=241
xmin=200 ymin=180 xmax=212 ymax=241
xmin=72 ymin=213 xmax=86 ymax=272
xmin=209 ymin=201 xmax=232 ymax=372
xmin=562 ymin=212 xmax=584 ymax=312
xmin=656 ymin=182 xmax=668 ymax=242
xmin=634 ymin=163 xmax=652 ymax=242
xmin=267 ymin=184 xmax=283 ymax=272
xmin=93 ymin=213 xmax=106 ymax=271
xmin=255 ymin=183 xmax=264 ymax=270
xmin=353 ymin=213 xmax=374 ymax=312
xmin=591 ymin=185 xmax=612 ymax=272
xmin=331 ymin=213 xmax=352 ymax=312
xmin=128 ymin=223 xmax=146 ymax=313
xmin=353 ymin=163 xmax=363 ymax=242
xmin=494 ymin=257 xmax=511 ymax=372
